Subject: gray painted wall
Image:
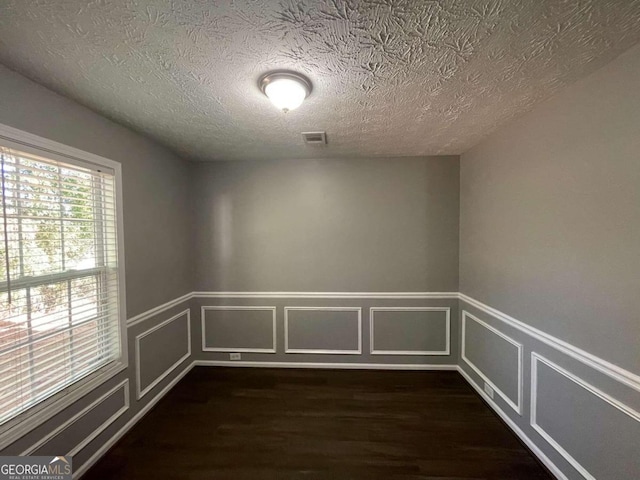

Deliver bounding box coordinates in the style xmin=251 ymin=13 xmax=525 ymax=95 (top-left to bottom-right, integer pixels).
xmin=534 ymin=356 xmax=640 ymax=479
xmin=136 ymin=311 xmax=191 ymax=396
xmin=0 ymin=64 xmax=195 ymax=475
xmin=459 ymin=44 xmax=640 ymax=479
xmin=462 ymin=311 xmax=520 ymax=408
xmin=0 ymin=64 xmax=193 ymax=318
xmin=202 ymin=307 xmax=276 ymax=352
xmin=285 ymin=307 xmax=362 ymax=353
xmin=371 ymin=309 xmax=449 ymax=354
xmin=192 ymin=296 xmax=459 ymax=367
xmin=459 ymin=44 xmax=640 ymax=373
xmin=2 ymin=34 xmax=639 ymax=480
xmin=1 ymin=300 xmax=193 ymax=477
xmin=459 ymin=301 xmax=640 ymax=480
xmin=191 ymin=157 xmax=460 ymax=293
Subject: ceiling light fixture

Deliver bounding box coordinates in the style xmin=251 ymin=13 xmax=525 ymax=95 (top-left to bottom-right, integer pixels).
xmin=259 ymin=71 xmax=312 ymax=113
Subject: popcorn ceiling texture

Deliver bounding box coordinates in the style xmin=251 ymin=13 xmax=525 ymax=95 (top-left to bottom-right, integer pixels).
xmin=0 ymin=0 xmax=639 ymax=161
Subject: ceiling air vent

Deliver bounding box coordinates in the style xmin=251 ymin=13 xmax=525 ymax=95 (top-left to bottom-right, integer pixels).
xmin=302 ymin=131 xmax=327 ymax=145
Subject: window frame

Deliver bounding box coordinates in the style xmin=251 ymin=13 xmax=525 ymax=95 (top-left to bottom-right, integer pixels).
xmin=0 ymin=122 xmax=128 ymax=450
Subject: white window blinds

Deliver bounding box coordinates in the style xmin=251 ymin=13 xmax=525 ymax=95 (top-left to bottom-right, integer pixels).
xmin=0 ymin=145 xmax=122 ymax=426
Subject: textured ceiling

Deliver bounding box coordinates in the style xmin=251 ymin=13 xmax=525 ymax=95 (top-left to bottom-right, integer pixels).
xmin=0 ymin=1 xmax=640 ymax=161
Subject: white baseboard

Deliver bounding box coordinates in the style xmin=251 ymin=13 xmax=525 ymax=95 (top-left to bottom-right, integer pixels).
xmin=457 ymin=366 xmax=568 ymax=480
xmin=193 ymin=360 xmax=458 ymax=370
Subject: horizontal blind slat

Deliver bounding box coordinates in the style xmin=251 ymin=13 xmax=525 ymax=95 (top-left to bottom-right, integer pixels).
xmin=0 ymin=330 xmax=120 ymax=380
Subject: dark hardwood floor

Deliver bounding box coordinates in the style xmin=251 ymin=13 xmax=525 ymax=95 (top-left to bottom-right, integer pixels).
xmin=84 ymin=367 xmax=552 ymax=479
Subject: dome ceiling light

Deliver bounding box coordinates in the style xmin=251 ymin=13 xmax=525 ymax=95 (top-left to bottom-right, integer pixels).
xmin=259 ymin=71 xmax=312 ymax=113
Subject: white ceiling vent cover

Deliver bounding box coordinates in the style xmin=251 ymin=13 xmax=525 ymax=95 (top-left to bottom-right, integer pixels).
xmin=302 ymin=131 xmax=327 ymax=145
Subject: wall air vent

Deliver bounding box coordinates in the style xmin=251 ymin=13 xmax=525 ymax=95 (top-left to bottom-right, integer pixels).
xmin=302 ymin=131 xmax=327 ymax=145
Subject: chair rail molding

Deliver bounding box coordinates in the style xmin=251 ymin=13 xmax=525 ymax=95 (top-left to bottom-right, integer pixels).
xmin=530 ymin=352 xmax=640 ymax=480
xmin=459 ymin=293 xmax=640 ymax=393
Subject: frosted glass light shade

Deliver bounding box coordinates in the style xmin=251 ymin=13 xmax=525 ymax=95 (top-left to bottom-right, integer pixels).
xmin=259 ymin=72 xmax=312 ymax=113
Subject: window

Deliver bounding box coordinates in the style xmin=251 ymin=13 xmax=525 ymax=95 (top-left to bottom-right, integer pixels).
xmin=0 ymin=131 xmax=125 ymax=431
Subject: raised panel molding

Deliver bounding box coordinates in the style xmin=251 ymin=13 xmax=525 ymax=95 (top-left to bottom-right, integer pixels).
xmin=135 ymin=309 xmax=191 ymax=400
xmin=284 ymin=306 xmax=362 ymax=354
xmin=21 ymin=379 xmax=129 ymax=456
xmin=37 ymin=291 xmax=639 ymax=480
xmin=530 ymin=353 xmax=640 ymax=480
xmin=369 ymin=306 xmax=451 ymax=355
xmin=461 ymin=310 xmax=523 ymax=415
xmin=459 ymin=294 xmax=640 ymax=393
xmin=200 ymin=306 xmax=277 ymax=353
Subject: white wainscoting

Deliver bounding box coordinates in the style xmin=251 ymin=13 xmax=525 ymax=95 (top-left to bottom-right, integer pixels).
xmin=284 ymin=306 xmax=363 ymax=354
xmin=62 ymin=291 xmax=640 ymax=480
xmin=135 ymin=309 xmax=192 ymax=399
xmin=461 ymin=310 xmax=523 ymax=415
xmin=530 ymin=352 xmax=640 ymax=480
xmin=369 ymin=306 xmax=450 ymax=355
xmin=201 ymin=306 xmax=277 ymax=353
xmin=22 ymin=379 xmax=129 ymax=456
xmin=460 ymin=294 xmax=640 ymax=480
xmin=460 ymin=294 xmax=640 ymax=394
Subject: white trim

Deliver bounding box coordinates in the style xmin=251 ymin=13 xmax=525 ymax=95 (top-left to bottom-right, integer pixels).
xmin=21 ymin=379 xmax=129 ymax=456
xmin=194 ymin=291 xmax=640 ymax=391
xmin=460 ymin=293 xmax=640 ymax=393
xmin=194 ymin=360 xmax=458 ymax=370
xmin=369 ymin=307 xmax=450 ymax=356
xmin=457 ymin=366 xmax=568 ymax=480
xmin=284 ymin=306 xmax=362 ymax=354
xmin=461 ymin=311 xmax=523 ymax=415
xmin=127 ymin=292 xmax=192 ymax=326
xmin=0 ymin=362 xmax=126 ymax=451
xmin=73 ymin=362 xmax=194 ymax=479
xmin=0 ymin=123 xmax=121 ymax=172
xmin=69 ymin=382 xmax=129 ymax=457
xmin=193 ymin=291 xmax=458 ymax=299
xmin=135 ymin=309 xmax=191 ymax=400
xmin=201 ymin=306 xmax=277 ymax=353
xmin=530 ymin=353 xmax=640 ymax=480
xmin=114 ymin=161 xmax=128 ymax=371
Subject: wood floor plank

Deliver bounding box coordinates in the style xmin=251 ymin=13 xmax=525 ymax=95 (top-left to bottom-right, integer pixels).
xmin=83 ymin=368 xmax=552 ymax=480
